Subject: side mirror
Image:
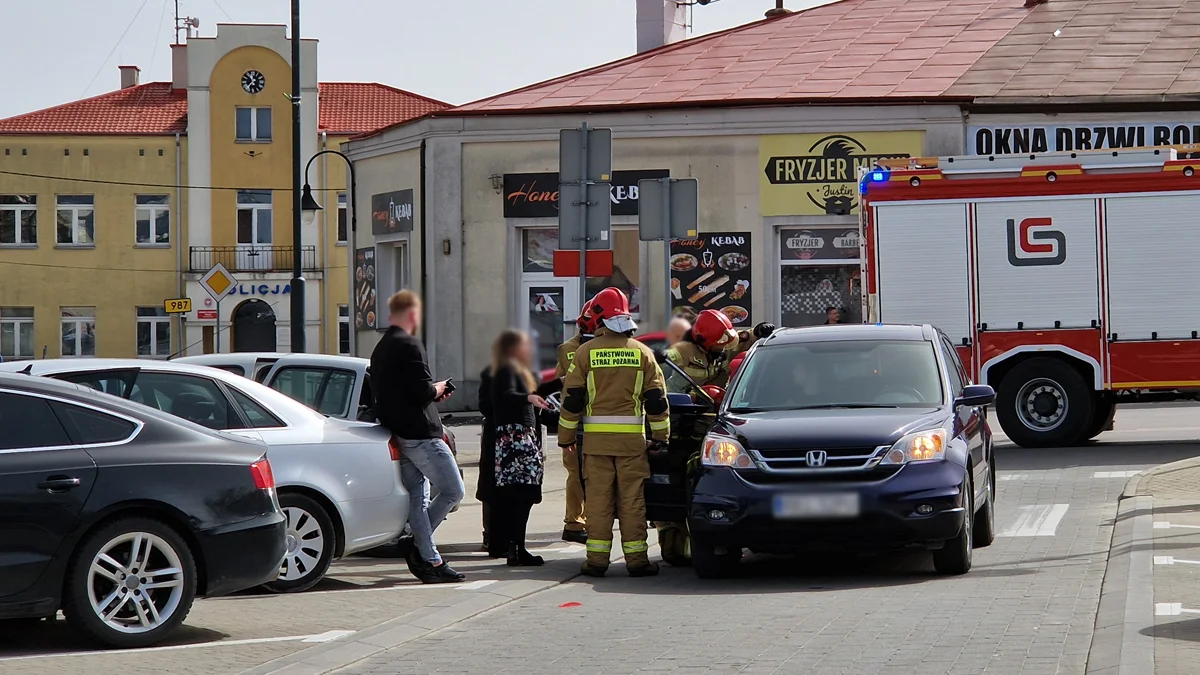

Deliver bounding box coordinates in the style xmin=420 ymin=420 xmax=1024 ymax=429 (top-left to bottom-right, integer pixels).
xmin=955 ymin=384 xmax=995 ymax=408
xmin=666 ymin=392 xmax=692 ymax=408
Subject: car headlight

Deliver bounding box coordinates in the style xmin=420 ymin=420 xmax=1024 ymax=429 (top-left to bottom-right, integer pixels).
xmin=881 ymin=429 xmax=947 ymax=465
xmin=701 ymin=434 xmax=755 ymax=468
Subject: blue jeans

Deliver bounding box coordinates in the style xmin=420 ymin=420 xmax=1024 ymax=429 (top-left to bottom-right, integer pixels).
xmin=399 ymin=438 xmax=465 ymax=565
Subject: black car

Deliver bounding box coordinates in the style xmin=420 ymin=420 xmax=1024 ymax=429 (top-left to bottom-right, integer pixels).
xmin=670 ymin=324 xmax=996 ymax=578
xmin=0 ymin=373 xmax=286 ymax=648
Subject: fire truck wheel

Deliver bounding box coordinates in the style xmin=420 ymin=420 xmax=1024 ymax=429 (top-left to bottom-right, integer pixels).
xmin=1084 ymin=398 xmax=1116 ymax=441
xmin=996 ymin=358 xmax=1095 ymax=448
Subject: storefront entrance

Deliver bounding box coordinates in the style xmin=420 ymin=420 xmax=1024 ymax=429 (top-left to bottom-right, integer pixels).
xmin=520 ymin=279 xmax=581 ymax=374
xmin=232 ymin=299 xmax=277 ymax=352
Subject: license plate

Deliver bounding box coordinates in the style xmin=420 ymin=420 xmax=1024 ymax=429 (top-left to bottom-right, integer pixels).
xmin=772 ymin=492 xmax=860 ymax=520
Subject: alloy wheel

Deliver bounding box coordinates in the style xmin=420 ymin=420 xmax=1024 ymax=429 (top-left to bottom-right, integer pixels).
xmin=279 ymin=506 xmax=326 ymax=581
xmin=87 ymin=532 xmax=185 ymax=634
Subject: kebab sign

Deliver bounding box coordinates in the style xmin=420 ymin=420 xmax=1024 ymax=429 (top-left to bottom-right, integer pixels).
xmin=669 ymin=232 xmax=753 ymax=326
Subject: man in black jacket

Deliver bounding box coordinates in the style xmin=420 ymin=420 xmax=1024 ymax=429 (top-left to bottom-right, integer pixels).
xmin=371 ymin=290 xmax=466 ymax=584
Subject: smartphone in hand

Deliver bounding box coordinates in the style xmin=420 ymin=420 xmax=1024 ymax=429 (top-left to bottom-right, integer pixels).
xmin=443 ymin=378 xmax=456 ymax=394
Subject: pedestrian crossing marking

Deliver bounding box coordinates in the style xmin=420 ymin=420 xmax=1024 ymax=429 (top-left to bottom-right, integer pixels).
xmin=1093 ymin=470 xmax=1144 ymax=478
xmin=998 ymin=504 xmax=1070 ymax=537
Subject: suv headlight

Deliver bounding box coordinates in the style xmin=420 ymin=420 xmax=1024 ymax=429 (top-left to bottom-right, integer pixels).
xmin=701 ymin=434 xmax=755 ymax=468
xmin=881 ymin=429 xmax=947 ymax=465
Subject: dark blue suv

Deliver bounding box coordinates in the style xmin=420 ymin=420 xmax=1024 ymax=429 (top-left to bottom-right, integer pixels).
xmin=679 ymin=324 xmax=996 ymax=578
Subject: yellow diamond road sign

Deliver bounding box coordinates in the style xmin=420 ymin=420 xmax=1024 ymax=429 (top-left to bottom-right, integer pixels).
xmin=199 ymin=263 xmax=238 ymax=302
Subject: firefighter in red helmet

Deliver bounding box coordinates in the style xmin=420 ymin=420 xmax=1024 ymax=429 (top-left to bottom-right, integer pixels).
xmin=551 ymin=299 xmax=596 ymax=544
xmin=558 ymin=287 xmax=670 ymax=577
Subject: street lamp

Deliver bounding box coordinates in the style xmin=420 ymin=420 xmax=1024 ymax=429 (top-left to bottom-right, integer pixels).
xmin=301 ymin=149 xmax=358 ymax=356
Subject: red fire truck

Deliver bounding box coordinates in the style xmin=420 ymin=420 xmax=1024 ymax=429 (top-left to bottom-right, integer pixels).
xmin=859 ymin=147 xmax=1200 ymax=448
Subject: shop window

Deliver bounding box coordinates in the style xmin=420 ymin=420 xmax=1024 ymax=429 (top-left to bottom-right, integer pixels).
xmin=136 ymin=306 xmax=171 ymax=358
xmin=338 ymin=304 xmax=350 ymax=354
xmin=778 ymin=226 xmax=863 ymax=327
xmin=521 ymin=227 xmax=641 ymax=316
xmin=0 ymin=195 xmax=37 ymax=246
xmin=235 ymin=107 xmax=272 ymax=142
xmin=337 ymin=193 xmax=347 ymax=243
xmin=135 ymin=195 xmax=170 ymax=246
xmin=0 ymin=307 xmax=34 ymax=360
xmin=56 ymin=195 xmax=95 ymax=246
xmin=61 ymin=306 xmax=96 ymax=357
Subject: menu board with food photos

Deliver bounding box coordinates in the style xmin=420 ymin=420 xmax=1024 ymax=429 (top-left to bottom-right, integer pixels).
xmin=669 ymin=232 xmax=753 ymax=327
xmin=354 ymin=247 xmax=377 ymax=330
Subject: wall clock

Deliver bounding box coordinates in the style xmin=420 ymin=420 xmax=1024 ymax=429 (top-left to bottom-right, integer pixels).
xmin=242 ymin=70 xmax=266 ymax=94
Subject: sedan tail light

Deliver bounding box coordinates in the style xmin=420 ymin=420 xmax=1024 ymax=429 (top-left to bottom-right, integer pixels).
xmin=250 ymin=458 xmax=275 ymax=489
xmin=442 ymin=431 xmax=457 ymax=456
xmin=388 ymin=437 xmax=402 ymax=461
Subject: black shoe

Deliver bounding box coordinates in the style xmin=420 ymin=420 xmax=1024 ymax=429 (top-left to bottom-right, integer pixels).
xmin=579 ymin=562 xmax=608 ymax=577
xmin=481 ymin=531 xmax=490 ymax=552
xmin=420 ymin=563 xmax=466 ymax=584
xmin=403 ymin=543 xmax=426 ymax=579
xmin=627 ymin=562 xmax=660 ymax=577
xmin=562 ymin=529 xmax=588 ymax=545
xmin=507 ymin=545 xmax=545 ymax=567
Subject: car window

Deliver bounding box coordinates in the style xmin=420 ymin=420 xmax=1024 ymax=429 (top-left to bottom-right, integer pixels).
xmin=133 ymin=372 xmax=241 ymax=430
xmin=271 ymin=367 xmax=328 ymax=406
xmin=55 ymin=403 xmax=137 ymax=444
xmin=940 ymin=341 xmax=965 ymax=396
xmin=253 ymin=361 xmax=277 ymax=383
xmin=358 ymin=372 xmax=375 ymax=419
xmin=57 ymin=371 xmax=135 ymax=398
xmin=0 ymin=392 xmax=72 ymax=450
xmin=318 ymin=370 xmax=355 ymax=417
xmin=728 ymin=340 xmax=944 ymax=410
xmin=213 ymin=365 xmax=246 ymax=377
xmin=227 ymin=387 xmax=286 ymax=429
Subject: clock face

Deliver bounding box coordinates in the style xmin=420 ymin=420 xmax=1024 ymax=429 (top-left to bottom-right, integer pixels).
xmin=242 ymin=70 xmax=266 ymax=94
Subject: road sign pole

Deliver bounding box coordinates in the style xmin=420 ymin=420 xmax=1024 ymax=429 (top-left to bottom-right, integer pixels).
xmin=578 ymin=122 xmax=589 ymax=310
xmin=215 ymin=299 xmax=221 ymax=354
xmin=661 ymin=177 xmax=672 ymax=329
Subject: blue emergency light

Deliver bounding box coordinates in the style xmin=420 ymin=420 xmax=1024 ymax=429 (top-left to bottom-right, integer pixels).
xmin=870 ymin=170 xmax=887 ymax=182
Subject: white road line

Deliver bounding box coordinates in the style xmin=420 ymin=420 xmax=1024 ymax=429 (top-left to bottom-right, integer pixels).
xmin=998 ymin=474 xmax=1029 ymax=481
xmin=1153 ymin=603 xmax=1200 ymax=616
xmin=1093 ymin=470 xmax=1144 ymax=478
xmin=1154 ymin=522 xmax=1200 ymax=530
xmin=1153 ymin=556 xmax=1200 ymax=566
xmin=997 ymin=504 xmax=1070 ymax=537
xmin=0 ymin=631 xmax=357 ymax=662
xmin=456 ymin=579 xmax=498 ymax=591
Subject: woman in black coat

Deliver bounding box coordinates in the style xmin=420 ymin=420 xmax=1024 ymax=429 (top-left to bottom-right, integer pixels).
xmin=489 ymin=329 xmax=551 ymax=566
xmin=476 ymin=367 xmax=501 ymax=556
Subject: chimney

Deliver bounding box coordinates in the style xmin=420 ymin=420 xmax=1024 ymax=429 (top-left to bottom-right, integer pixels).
xmin=636 ymin=0 xmax=687 ymax=53
xmin=765 ymin=0 xmax=791 ymax=18
xmin=171 ymin=44 xmax=188 ymax=90
xmin=119 ymin=65 xmax=141 ymax=89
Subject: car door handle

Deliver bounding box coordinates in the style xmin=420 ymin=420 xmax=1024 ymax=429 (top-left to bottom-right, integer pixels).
xmin=37 ymin=476 xmax=81 ymax=492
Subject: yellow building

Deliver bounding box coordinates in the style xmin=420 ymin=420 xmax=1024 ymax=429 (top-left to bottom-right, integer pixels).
xmin=0 ymin=23 xmax=447 ymax=360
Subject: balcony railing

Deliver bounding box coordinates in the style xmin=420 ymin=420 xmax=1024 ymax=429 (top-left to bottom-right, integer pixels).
xmin=189 ymin=246 xmax=318 ymax=273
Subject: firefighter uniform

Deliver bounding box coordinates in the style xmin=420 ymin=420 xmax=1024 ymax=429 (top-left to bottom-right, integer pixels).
xmin=558 ymin=328 xmax=670 ymax=575
xmin=665 ymin=330 xmax=753 ymax=388
xmin=555 ymin=334 xmax=587 ymax=538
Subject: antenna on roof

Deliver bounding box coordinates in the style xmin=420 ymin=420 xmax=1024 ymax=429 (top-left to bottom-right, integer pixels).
xmin=174 ymin=0 xmax=200 ymax=43
xmin=765 ymin=0 xmax=790 ymax=17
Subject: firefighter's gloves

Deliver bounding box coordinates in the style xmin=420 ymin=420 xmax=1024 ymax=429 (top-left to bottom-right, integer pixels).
xmin=647 ymin=440 xmax=669 ymax=456
xmin=753 ymin=322 xmax=776 ymax=339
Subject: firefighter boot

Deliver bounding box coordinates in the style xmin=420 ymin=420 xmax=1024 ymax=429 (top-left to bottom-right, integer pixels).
xmin=627 ymin=561 xmax=660 ymax=577
xmin=656 ymin=521 xmax=692 ymax=567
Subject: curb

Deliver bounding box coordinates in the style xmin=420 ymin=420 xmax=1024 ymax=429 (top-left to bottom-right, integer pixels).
xmin=1086 ymin=490 xmax=1156 ymax=675
xmin=237 ymin=576 xmax=573 ymax=675
xmin=1123 ymin=455 xmax=1200 ymax=498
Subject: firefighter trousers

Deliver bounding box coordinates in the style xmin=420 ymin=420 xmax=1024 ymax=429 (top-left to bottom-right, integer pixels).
xmin=563 ymin=443 xmax=586 ymax=532
xmin=582 ymin=452 xmax=651 ymax=569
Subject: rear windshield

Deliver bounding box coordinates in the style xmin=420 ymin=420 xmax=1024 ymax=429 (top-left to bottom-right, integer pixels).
xmin=728 ymin=339 xmax=943 ymax=411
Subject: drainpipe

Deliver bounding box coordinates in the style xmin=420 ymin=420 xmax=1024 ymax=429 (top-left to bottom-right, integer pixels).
xmin=175 ymin=131 xmax=183 ymax=355
xmin=320 ymin=131 xmax=329 ymax=353
xmin=419 ymin=139 xmax=428 ymax=344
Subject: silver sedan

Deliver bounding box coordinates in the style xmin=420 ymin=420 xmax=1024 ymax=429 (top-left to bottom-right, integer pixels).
xmin=0 ymin=359 xmax=408 ymax=593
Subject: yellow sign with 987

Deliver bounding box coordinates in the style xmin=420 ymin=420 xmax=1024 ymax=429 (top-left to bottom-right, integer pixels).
xmin=164 ymin=298 xmax=193 ymax=314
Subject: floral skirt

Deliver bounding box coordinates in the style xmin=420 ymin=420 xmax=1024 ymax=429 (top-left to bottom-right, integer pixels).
xmin=494 ymin=423 xmax=545 ymax=488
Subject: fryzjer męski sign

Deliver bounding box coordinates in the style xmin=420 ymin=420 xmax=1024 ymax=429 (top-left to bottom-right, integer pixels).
xmin=970 ymin=123 xmax=1200 ymax=155
xmin=503 ymin=170 xmax=669 ymax=219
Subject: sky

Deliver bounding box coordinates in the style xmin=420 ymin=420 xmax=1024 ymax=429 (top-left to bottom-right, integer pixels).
xmin=0 ymin=0 xmax=827 ymax=120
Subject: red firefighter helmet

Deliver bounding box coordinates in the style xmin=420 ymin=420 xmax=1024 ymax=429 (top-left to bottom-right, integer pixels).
xmin=591 ymin=287 xmax=636 ymax=333
xmin=576 ymin=299 xmax=596 ymax=334
xmin=692 ymin=309 xmax=737 ymax=352
xmin=700 ymin=384 xmax=726 ymax=406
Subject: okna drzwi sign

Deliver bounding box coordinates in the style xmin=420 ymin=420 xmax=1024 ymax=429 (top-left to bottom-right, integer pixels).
xmin=759 ymin=132 xmax=924 ymax=216
xmin=970 ymin=122 xmax=1200 ymax=155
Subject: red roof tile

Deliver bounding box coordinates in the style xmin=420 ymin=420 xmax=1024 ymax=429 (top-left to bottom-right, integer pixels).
xmin=0 ymin=82 xmax=448 ymax=136
xmin=451 ymin=0 xmax=1025 ymax=114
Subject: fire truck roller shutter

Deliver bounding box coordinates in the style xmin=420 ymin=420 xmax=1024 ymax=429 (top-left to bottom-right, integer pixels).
xmin=1105 ymin=194 xmax=1200 ymax=342
xmin=873 ymin=202 xmax=971 ymax=345
xmin=974 ymin=198 xmax=1099 ymax=331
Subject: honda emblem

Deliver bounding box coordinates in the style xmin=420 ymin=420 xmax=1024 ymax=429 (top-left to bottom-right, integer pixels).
xmin=805 ymin=450 xmax=828 ymax=468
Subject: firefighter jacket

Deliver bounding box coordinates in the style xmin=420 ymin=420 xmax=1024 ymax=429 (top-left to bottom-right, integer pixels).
xmin=558 ymin=328 xmax=670 ymax=456
xmin=666 ymin=330 xmax=755 ymax=388
xmin=555 ymin=333 xmax=592 ymax=380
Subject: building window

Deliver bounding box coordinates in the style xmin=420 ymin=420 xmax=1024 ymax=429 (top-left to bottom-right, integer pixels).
xmin=778 ymin=226 xmax=863 ymax=326
xmin=136 ymin=307 xmax=171 ymax=357
xmin=0 ymin=195 xmax=37 ymax=246
xmin=337 ymin=193 xmax=347 ymax=243
xmin=135 ymin=195 xmax=170 ymax=246
xmin=236 ymin=190 xmax=273 ymax=244
xmin=235 ymin=107 xmax=272 ymax=142
xmin=56 ymin=195 xmax=95 ymax=246
xmin=61 ymin=307 xmax=96 ymax=357
xmin=338 ymin=304 xmax=350 ymax=354
xmin=0 ymin=307 xmax=34 ymax=360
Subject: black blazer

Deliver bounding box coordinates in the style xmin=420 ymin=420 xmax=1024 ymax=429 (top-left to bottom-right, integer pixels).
xmin=490 ymin=364 xmax=538 ymax=429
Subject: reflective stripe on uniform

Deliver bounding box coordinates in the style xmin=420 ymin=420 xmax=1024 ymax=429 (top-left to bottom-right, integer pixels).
xmin=632 ymin=370 xmax=644 ymax=417
xmin=582 ymin=414 xmax=644 ymax=434
xmin=583 ymin=415 xmax=644 ymax=425
xmin=586 ymin=539 xmax=613 ymax=553
xmin=648 ymin=418 xmax=670 ymax=431
xmin=622 ymin=540 xmax=649 ymax=554
xmin=589 ymin=348 xmax=641 ymax=368
xmin=559 ymin=417 xmax=578 ymax=429
xmin=566 ymin=351 xmax=575 ymax=362
xmin=585 ymin=371 xmax=596 ymax=417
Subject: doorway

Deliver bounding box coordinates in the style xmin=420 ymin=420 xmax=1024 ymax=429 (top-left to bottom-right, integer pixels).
xmin=232 ymin=299 xmax=277 ymax=352
xmin=520 ymin=280 xmax=580 ymax=374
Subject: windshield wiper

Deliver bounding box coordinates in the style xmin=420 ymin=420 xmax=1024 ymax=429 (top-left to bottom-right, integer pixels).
xmin=788 ymin=403 xmax=900 ymax=410
xmin=728 ymin=406 xmax=765 ymax=413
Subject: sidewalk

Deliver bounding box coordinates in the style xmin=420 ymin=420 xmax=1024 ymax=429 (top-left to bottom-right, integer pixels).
xmin=1090 ymin=456 xmax=1200 ymax=674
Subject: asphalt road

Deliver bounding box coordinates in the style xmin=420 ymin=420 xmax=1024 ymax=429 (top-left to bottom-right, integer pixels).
xmin=3 ymin=404 xmax=1200 ymax=675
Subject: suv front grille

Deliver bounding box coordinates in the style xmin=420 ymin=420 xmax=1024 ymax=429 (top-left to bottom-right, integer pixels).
xmin=750 ymin=446 xmax=887 ymax=474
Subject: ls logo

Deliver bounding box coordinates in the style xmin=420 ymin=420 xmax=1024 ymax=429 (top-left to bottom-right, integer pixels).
xmin=1006 ymin=217 xmax=1066 ymax=266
